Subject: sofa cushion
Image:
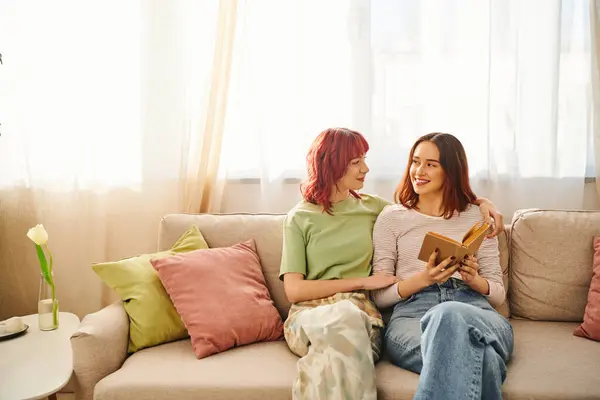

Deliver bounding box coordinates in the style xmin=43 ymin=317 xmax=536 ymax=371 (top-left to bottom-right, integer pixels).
xmin=94 ymin=319 xmax=600 ymax=400
xmin=375 ymin=320 xmax=600 ymax=400
xmin=151 ymin=240 xmax=284 ymax=359
xmin=509 ymin=209 xmax=600 ymax=321
xmin=501 ymin=320 xmax=600 ymax=400
xmin=158 ymin=214 xmax=291 ymax=318
xmin=92 ymin=225 xmax=208 ymax=353
xmin=94 ymin=340 xmax=298 ymax=400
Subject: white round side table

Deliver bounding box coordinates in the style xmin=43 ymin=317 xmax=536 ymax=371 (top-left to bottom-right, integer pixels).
xmin=0 ymin=312 xmax=80 ymax=400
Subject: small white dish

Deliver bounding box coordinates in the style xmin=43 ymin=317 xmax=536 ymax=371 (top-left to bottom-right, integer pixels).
xmin=0 ymin=324 xmax=29 ymax=341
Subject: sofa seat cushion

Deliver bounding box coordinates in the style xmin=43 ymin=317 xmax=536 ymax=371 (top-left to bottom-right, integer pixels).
xmin=95 ymin=320 xmax=600 ymax=400
xmin=376 ymin=320 xmax=600 ymax=400
xmin=94 ymin=339 xmax=298 ymax=400
xmin=501 ymin=320 xmax=600 ymax=400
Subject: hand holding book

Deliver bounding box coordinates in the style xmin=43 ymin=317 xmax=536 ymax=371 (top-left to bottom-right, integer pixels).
xmin=417 ymin=221 xmax=491 ymax=267
xmin=395 ymin=249 xmax=459 ymax=299
xmin=420 ymin=249 xmax=460 ymax=286
xmin=459 ymin=254 xmax=491 ymax=295
xmin=459 ymin=255 xmax=479 ymax=280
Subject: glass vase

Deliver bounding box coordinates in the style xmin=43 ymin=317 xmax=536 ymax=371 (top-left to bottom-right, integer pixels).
xmin=38 ymin=272 xmax=59 ymax=331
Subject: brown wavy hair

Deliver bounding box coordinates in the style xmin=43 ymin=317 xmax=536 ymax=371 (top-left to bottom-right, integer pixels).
xmin=394 ymin=132 xmax=477 ymax=219
xmin=301 ymin=128 xmax=369 ymax=214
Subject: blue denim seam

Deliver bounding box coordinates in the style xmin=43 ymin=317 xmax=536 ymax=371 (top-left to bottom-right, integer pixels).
xmin=385 ymin=329 xmax=421 ymax=353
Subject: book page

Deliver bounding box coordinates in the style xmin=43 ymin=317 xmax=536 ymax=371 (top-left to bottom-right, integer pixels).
xmin=463 ymin=223 xmax=490 ymax=255
xmin=462 ymin=222 xmax=490 ymax=247
xmin=418 ymin=223 xmax=490 ymax=266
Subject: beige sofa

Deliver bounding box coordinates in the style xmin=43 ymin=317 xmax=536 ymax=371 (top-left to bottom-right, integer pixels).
xmin=71 ymin=209 xmax=600 ymax=400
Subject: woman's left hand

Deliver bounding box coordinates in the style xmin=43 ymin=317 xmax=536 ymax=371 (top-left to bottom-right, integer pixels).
xmin=459 ymin=255 xmax=491 ymax=295
xmin=459 ymin=255 xmax=480 ymax=283
xmin=478 ymin=199 xmax=504 ymax=238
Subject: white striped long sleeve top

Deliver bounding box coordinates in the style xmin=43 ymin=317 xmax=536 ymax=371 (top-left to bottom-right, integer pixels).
xmin=371 ymin=204 xmax=505 ymax=309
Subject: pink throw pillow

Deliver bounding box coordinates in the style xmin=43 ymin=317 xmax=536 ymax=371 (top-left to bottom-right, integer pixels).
xmin=151 ymin=240 xmax=283 ymax=358
xmin=573 ymin=236 xmax=600 ymax=341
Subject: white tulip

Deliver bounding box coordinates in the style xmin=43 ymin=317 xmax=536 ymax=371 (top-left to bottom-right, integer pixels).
xmin=27 ymin=224 xmax=49 ymax=245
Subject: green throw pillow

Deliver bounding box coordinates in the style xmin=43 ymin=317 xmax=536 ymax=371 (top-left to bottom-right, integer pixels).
xmin=92 ymin=225 xmax=209 ymax=353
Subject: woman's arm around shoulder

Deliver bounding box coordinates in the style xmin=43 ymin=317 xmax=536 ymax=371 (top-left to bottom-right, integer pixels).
xmin=472 ymin=197 xmax=504 ymax=238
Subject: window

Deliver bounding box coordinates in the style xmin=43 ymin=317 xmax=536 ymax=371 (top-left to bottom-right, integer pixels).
xmin=0 ymin=1 xmax=143 ymax=190
xmin=221 ymin=0 xmax=592 ymax=181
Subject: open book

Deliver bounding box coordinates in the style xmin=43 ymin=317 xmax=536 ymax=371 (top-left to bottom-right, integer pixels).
xmin=417 ymin=221 xmax=491 ymax=266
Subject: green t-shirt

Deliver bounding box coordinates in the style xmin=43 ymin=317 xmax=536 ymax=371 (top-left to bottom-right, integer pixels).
xmin=279 ymin=194 xmax=392 ymax=281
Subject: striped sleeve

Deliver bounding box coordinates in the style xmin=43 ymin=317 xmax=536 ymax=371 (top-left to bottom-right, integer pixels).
xmin=371 ymin=206 xmax=403 ymax=309
xmin=476 ymin=234 xmax=506 ymax=307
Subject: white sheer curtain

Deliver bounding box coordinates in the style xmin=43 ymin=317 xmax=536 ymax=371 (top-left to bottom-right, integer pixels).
xmin=0 ymin=2 xmax=143 ymax=191
xmin=0 ymin=1 xmax=221 ymax=319
xmin=220 ymin=0 xmax=593 ymax=215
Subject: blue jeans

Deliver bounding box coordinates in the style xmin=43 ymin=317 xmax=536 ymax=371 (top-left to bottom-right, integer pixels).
xmin=385 ymin=278 xmax=514 ymax=400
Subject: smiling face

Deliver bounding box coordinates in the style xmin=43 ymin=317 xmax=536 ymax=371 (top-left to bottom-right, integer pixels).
xmin=395 ymin=132 xmax=477 ymax=218
xmin=337 ymin=154 xmax=369 ymax=192
xmin=410 ymin=141 xmax=445 ymax=197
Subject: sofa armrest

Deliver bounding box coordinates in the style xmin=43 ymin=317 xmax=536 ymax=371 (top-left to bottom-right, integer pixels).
xmin=71 ymin=302 xmax=129 ymax=400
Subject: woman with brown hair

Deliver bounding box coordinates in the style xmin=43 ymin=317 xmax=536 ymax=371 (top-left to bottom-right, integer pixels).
xmin=372 ymin=132 xmax=514 ymax=400
xmin=280 ymin=128 xmax=504 ymax=399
